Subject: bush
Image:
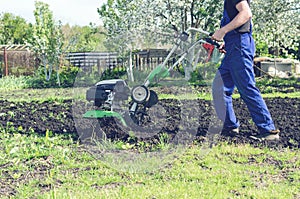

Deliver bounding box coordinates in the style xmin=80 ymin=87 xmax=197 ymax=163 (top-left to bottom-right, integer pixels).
xmin=100 ymin=65 xmax=127 ymax=81
xmin=189 ymin=62 xmax=219 ymax=85
xmin=0 ymin=65 xmax=81 ymax=90
xmin=255 ymin=41 xmax=269 ymax=57
xmin=27 ymin=65 xmax=80 ymax=88
xmin=0 ymin=75 xmax=31 ymax=90
xmin=59 ymin=65 xmax=80 ymax=87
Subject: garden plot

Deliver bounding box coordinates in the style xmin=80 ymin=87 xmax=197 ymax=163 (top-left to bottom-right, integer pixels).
xmin=0 ymin=91 xmax=299 ymax=198
xmin=0 ymin=96 xmax=299 ymax=149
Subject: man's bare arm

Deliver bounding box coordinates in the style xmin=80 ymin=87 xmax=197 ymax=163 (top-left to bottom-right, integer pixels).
xmin=212 ymin=1 xmax=252 ymax=41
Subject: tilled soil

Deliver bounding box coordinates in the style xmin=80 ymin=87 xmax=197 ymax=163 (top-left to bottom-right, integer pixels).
xmin=0 ymin=97 xmax=299 ymax=149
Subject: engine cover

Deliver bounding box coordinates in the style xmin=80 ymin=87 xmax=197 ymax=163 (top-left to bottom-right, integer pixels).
xmin=86 ymin=79 xmax=129 ymax=107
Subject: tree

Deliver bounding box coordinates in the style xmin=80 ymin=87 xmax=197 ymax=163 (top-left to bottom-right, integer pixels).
xmin=98 ymin=0 xmax=148 ymax=81
xmin=99 ymin=0 xmax=222 ymax=52
xmin=252 ymin=0 xmax=300 ymax=57
xmin=0 ymin=13 xmax=31 ymax=44
xmin=61 ymin=23 xmax=107 ymax=52
xmin=98 ymin=0 xmax=222 ymax=80
xmin=28 ymin=1 xmax=64 ymax=84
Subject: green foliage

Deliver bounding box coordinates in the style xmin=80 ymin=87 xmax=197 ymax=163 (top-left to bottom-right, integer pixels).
xmin=252 ymin=0 xmax=300 ymax=58
xmin=98 ymin=0 xmax=222 ymax=54
xmin=26 ymin=68 xmax=60 ymax=88
xmin=188 ymin=62 xmax=219 ymax=85
xmin=27 ymin=1 xmax=64 ymax=83
xmin=100 ymin=66 xmax=127 ymax=81
xmin=98 ymin=0 xmax=149 ymax=52
xmin=129 ymin=69 xmax=152 ymax=85
xmin=62 ymin=24 xmax=107 ymax=52
xmin=0 ymin=75 xmax=31 ymax=90
xmin=0 ymin=87 xmax=79 ymax=102
xmin=0 ymin=127 xmax=74 ymax=161
xmin=0 ymin=13 xmax=32 ymax=44
xmin=256 ymin=76 xmax=300 ymax=93
xmin=253 ymin=37 xmax=270 ymax=57
xmin=256 ymin=76 xmax=300 ymax=87
xmin=98 ymin=0 xmax=299 ymax=60
xmin=58 ymin=65 xmax=80 ymax=87
xmin=0 ymin=65 xmax=80 ymax=89
xmin=27 ymin=65 xmax=80 ymax=88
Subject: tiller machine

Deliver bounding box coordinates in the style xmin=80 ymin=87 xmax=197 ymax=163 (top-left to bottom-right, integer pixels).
xmin=83 ymin=28 xmax=221 ymax=128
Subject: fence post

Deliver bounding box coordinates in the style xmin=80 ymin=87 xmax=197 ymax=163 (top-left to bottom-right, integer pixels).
xmin=3 ymin=47 xmax=8 ymax=76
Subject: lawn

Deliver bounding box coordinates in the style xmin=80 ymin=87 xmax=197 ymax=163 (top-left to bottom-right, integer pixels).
xmin=0 ymin=130 xmax=299 ymax=199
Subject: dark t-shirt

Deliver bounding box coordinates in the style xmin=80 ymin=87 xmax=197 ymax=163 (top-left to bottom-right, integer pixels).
xmin=225 ymin=0 xmax=251 ymax=33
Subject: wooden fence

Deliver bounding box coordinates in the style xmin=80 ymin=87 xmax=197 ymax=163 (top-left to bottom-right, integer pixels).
xmin=133 ymin=49 xmax=173 ymax=71
xmin=65 ymin=49 xmax=174 ymax=73
xmin=0 ymin=49 xmax=174 ymax=77
xmin=65 ymin=52 xmax=124 ymax=74
xmin=0 ymin=45 xmax=36 ymax=77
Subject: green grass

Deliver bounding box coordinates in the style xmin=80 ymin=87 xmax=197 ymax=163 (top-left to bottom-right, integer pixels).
xmin=0 ymin=76 xmax=300 ymax=102
xmin=0 ymin=87 xmax=86 ymax=102
xmin=1 ymin=87 xmax=298 ymax=103
xmin=159 ymin=92 xmax=211 ymax=101
xmin=0 ymin=76 xmax=32 ymax=91
xmin=0 ymin=75 xmax=299 ymax=103
xmin=231 ymin=91 xmax=300 ymax=99
xmin=159 ymin=91 xmax=300 ymax=101
xmin=0 ymin=129 xmax=299 ymax=199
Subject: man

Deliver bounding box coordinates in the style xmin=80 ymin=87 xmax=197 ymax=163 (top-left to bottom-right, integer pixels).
xmin=211 ymin=0 xmax=280 ymax=141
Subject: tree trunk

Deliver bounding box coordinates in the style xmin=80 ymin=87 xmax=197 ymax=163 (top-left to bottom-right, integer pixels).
xmin=56 ymin=58 xmax=61 ymax=86
xmin=42 ymin=54 xmax=50 ymax=81
xmin=127 ymin=50 xmax=134 ymax=82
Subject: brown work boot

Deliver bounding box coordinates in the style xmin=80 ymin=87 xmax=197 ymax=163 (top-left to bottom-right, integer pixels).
xmin=250 ymin=129 xmax=280 ymax=141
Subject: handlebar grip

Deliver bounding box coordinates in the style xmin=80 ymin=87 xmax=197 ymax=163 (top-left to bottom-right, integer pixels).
xmin=205 ymin=38 xmax=220 ymax=48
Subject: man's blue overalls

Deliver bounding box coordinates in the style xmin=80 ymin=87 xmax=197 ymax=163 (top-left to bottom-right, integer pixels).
xmin=212 ymin=1 xmax=276 ymax=133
